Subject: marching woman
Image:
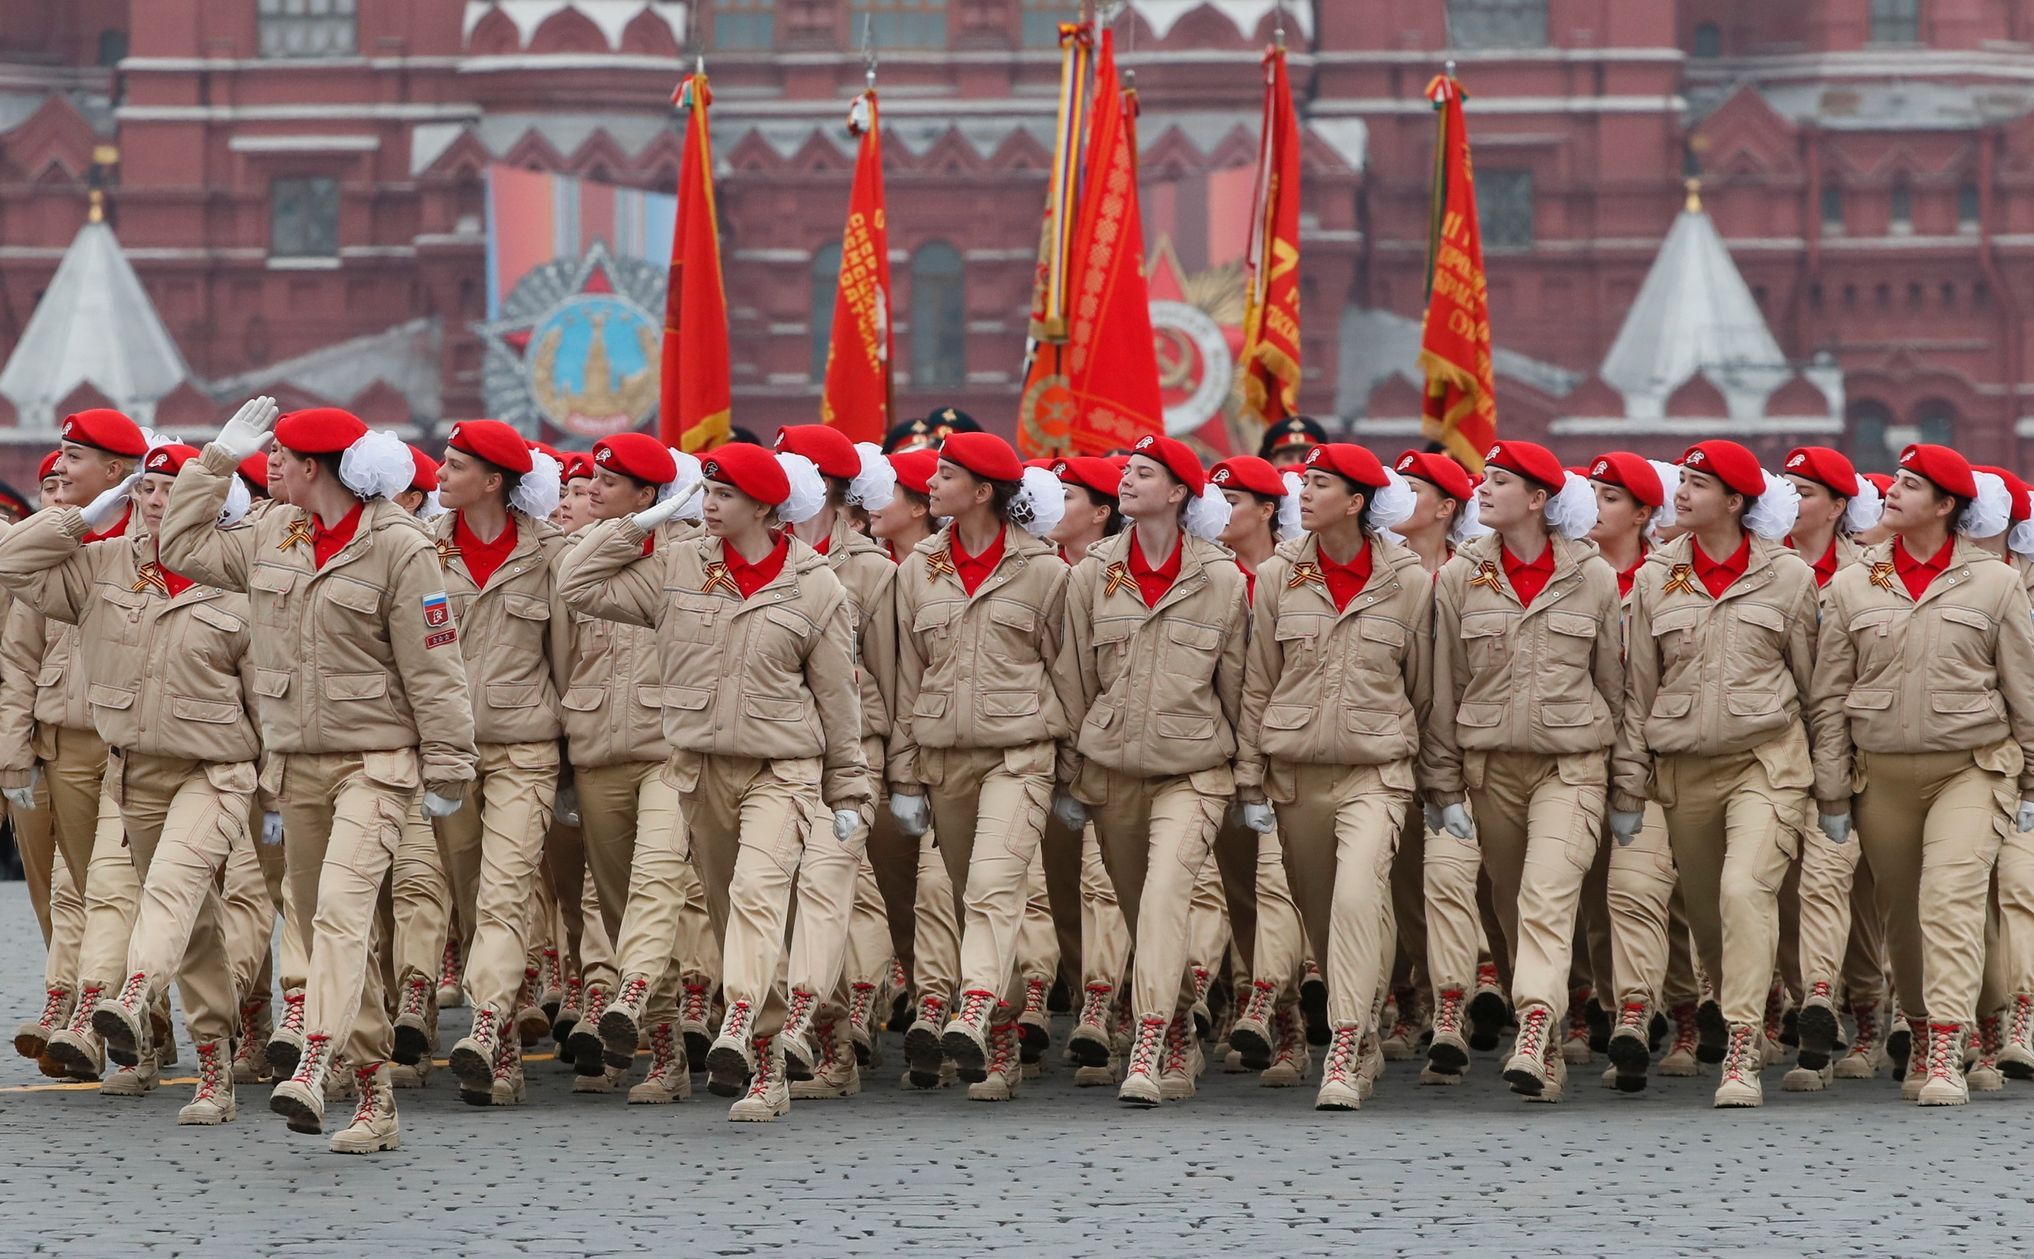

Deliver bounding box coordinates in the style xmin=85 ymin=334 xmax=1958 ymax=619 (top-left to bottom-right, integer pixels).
xmin=1777 ymin=447 xmax=1893 ymax=1085
xmin=1614 ymin=441 xmax=1828 ymax=1108
xmin=1426 ymin=439 xmax=1622 ymax=1103
xmin=1054 ymin=433 xmax=1249 ymax=1107
xmin=559 ymin=443 xmax=872 ymax=1123
xmin=889 ymin=433 xmax=1072 ymax=1103
xmin=160 ymin=400 xmax=477 ymax=1154
xmin=0 ymin=442 xmax=260 ymax=1124
xmin=1811 ymin=444 xmax=2034 ymax=1105
xmin=1975 ymin=465 xmax=2034 ymax=1079
xmin=1233 ymin=443 xmax=1430 ymax=1111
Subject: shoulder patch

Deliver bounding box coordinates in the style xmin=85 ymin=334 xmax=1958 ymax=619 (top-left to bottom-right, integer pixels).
xmin=422 ymin=590 xmax=457 ymax=648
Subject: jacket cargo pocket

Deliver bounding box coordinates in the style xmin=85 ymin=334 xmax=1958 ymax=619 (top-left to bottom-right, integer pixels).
xmin=88 ymin=683 xmax=136 ymax=713
xmin=251 ymin=667 xmax=292 ymax=699
xmin=560 ymin=686 xmax=607 ymax=712
xmin=745 ymin=695 xmax=807 ymax=722
xmin=359 ymin=748 xmax=420 ymax=791
xmin=1458 ymin=610 xmax=1512 ymax=670
xmin=247 ymin=565 xmax=296 ymax=628
xmin=324 ymin=672 xmax=388 ymax=702
xmin=170 ymin=696 xmax=241 ymax=724
xmin=485 ymin=682 xmax=543 ymax=709
xmin=980 ymin=690 xmax=1040 ymax=719
xmin=1154 ymin=711 xmax=1216 ymax=741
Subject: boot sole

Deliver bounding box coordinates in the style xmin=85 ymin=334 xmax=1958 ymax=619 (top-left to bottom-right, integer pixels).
xmin=392 ymin=1021 xmax=432 ymax=1067
xmin=1999 ymin=1056 xmax=2034 ymax=1081
xmin=1466 ymin=992 xmax=1507 ymax=1052
xmin=782 ymin=1038 xmax=817 ymax=1083
xmin=566 ymin=1028 xmax=610 ymax=1076
xmin=178 ymin=1105 xmax=237 ymax=1126
xmin=1501 ymin=1064 xmax=1547 ymax=1096
xmin=44 ymin=1038 xmax=100 ymax=1081
xmin=940 ymin=1028 xmax=989 ymax=1080
xmin=903 ymin=1024 xmax=946 ymax=1073
xmin=330 ymin=1133 xmax=401 ymax=1154
xmin=683 ymin=1028 xmax=713 ymax=1070
xmin=446 ymin=1042 xmax=495 ymax=1092
xmin=265 ymin=1038 xmax=303 ymax=1076
xmin=1606 ymin=1031 xmax=1651 ymax=1083
xmin=703 ymin=1043 xmax=752 ymax=1097
xmin=1426 ymin=1038 xmax=1469 ymax=1074
xmin=1300 ymin=985 xmax=1330 ymax=1047
xmin=14 ymin=1029 xmax=54 ymax=1060
xmin=1795 ymin=1005 xmax=1839 ymax=1070
xmin=1695 ymin=1002 xmax=1727 ymax=1065
xmin=1228 ymin=1023 xmax=1274 ymax=1070
xmin=91 ymin=1008 xmax=142 ymax=1067
xmin=595 ymin=1009 xmax=643 ymax=1066
xmin=268 ymin=1085 xmax=324 ymax=1134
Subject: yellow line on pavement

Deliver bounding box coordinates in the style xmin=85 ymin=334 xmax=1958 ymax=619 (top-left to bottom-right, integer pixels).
xmin=1 ymin=1052 xmax=566 ymax=1094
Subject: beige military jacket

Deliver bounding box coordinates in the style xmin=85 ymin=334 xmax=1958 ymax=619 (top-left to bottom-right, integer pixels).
xmin=1054 ymin=528 xmax=1249 ymax=795
xmin=158 ymin=442 xmax=478 ymax=795
xmin=814 ymin=512 xmax=897 ymax=746
xmin=558 ymin=520 xmax=697 ymax=769
xmin=425 ymin=508 xmax=569 ymax=747
xmin=557 ymin=519 xmax=871 ymax=812
xmin=1811 ymin=536 xmax=2034 ymax=805
xmin=0 ymin=509 xmax=259 ymax=765
xmin=1425 ymin=530 xmax=1625 ymax=806
xmin=888 ymin=522 xmax=1072 ymax=791
xmin=1236 ymin=532 xmax=1434 ymax=801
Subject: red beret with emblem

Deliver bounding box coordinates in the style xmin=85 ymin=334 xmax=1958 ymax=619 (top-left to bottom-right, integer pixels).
xmin=560 ymin=452 xmax=594 ymax=482
xmin=888 ymin=448 xmax=938 ymax=496
xmin=1129 ymin=433 xmax=1206 ymax=496
xmin=1679 ymin=440 xmax=1764 ymax=499
xmin=407 ymin=445 xmax=441 ymax=493
xmin=592 ymin=432 xmax=677 ymax=487
xmin=776 ymin=424 xmax=860 ymax=480
xmin=142 ymin=444 xmax=200 ymax=477
xmin=60 ymin=408 xmax=147 ymax=458
xmin=275 ymin=407 xmax=368 ymax=455
xmin=1304 ymin=443 xmax=1389 ymax=490
xmin=1781 ymin=446 xmax=1859 ymax=499
xmin=1586 ymin=451 xmax=1666 ymax=509
xmin=1394 ymin=449 xmax=1474 ymax=502
xmin=1208 ymin=455 xmax=1288 ymax=500
xmin=1052 ymin=455 xmax=1124 ymax=498
xmin=700 ymin=442 xmax=790 ymax=507
xmin=1483 ymin=440 xmax=1565 ymax=492
xmin=938 ymin=431 xmax=1024 ymax=485
xmin=37 ymin=450 xmax=60 ymax=480
xmin=1896 ymin=443 xmax=1976 ymax=500
xmin=448 ymin=419 xmax=534 ymax=476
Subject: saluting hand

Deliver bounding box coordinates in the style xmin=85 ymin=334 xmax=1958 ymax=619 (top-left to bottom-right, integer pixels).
xmin=79 ymin=472 xmax=140 ymax=532
xmin=629 ymin=491 xmax=692 ymax=534
xmin=215 ymin=396 xmax=280 ymax=461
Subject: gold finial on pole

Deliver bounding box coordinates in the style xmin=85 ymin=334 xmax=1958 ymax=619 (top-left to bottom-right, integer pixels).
xmin=1685 ymin=176 xmax=1702 ymax=214
xmin=87 ymin=187 xmax=104 ymax=224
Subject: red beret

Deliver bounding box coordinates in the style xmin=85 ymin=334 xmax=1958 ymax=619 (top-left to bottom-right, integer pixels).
xmin=1483 ymin=440 xmax=1565 ymax=492
xmin=142 ymin=444 xmax=201 ymax=477
xmin=1129 ymin=433 xmax=1206 ymax=496
xmin=776 ymin=425 xmax=860 ymax=480
xmin=561 ymin=452 xmax=594 ymax=482
xmin=593 ymin=433 xmax=677 ymax=487
xmin=237 ymin=453 xmax=270 ymax=489
xmin=1781 ymin=446 xmax=1859 ymax=499
xmin=939 ymin=431 xmax=1023 ymax=485
xmin=1897 ymin=443 xmax=1976 ymax=500
xmin=1679 ymin=440 xmax=1764 ymax=499
xmin=59 ymin=408 xmax=147 ymax=459
xmin=275 ymin=407 xmax=368 ymax=455
xmin=1394 ymin=450 xmax=1474 ymax=502
xmin=1052 ymin=455 xmax=1124 ymax=499
xmin=407 ymin=445 xmax=441 ymax=493
xmin=888 ymin=448 xmax=938 ymax=496
xmin=1979 ymin=465 xmax=2032 ymax=523
xmin=37 ymin=451 xmax=60 ymax=480
xmin=1107 ymin=454 xmax=1132 ymax=476
xmin=700 ymin=442 xmax=790 ymax=507
xmin=448 ymin=419 xmax=534 ymax=476
xmin=1208 ymin=456 xmax=1288 ymax=500
xmin=1303 ymin=442 xmax=1389 ymax=490
xmin=531 ymin=441 xmax=564 ymax=465
xmin=1586 ymin=451 xmax=1666 ymax=509
xmin=1862 ymin=472 xmax=1894 ymax=496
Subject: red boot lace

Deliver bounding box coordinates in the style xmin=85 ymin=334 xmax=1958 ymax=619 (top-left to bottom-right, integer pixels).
xmin=67 ymin=987 xmax=102 ymax=1034
xmin=646 ymin=1023 xmax=678 ymax=1081
xmin=194 ymin=1041 xmax=226 ymax=1101
xmin=848 ymin=983 xmax=878 ymax=1031
xmin=398 ymin=978 xmax=430 ymax=1020
xmin=681 ymin=983 xmax=710 ymax=1026
xmin=1127 ymin=1016 xmax=1166 ymax=1077
xmin=1927 ymin=1024 xmax=1961 ymax=1084
xmin=1160 ymin=1015 xmax=1192 ymax=1077
xmin=1433 ymin=988 xmax=1465 ymax=1036
xmin=953 ymin=988 xmax=995 ymax=1029
xmin=616 ymin=974 xmax=651 ymax=1011
xmin=293 ymin=1033 xmax=332 ymax=1084
xmin=2010 ymin=996 xmax=2033 ymax=1048
xmin=783 ymin=988 xmax=818 ymax=1037
xmin=745 ymin=1036 xmax=777 ymax=1099
xmin=438 ymin=940 xmax=461 ymax=989
xmin=116 ymin=971 xmax=148 ymax=1011
xmin=1078 ymin=984 xmax=1112 ymax=1030
xmin=1271 ymin=1007 xmax=1304 ymax=1067
xmin=350 ymin=1065 xmax=381 ymax=1125
xmin=1564 ymin=988 xmax=1591 ymax=1044
xmin=35 ymin=986 xmax=67 ymax=1030
xmin=469 ymin=1007 xmax=499 ymax=1047
xmin=1721 ymin=1025 xmax=1755 ymax=1084
xmin=1323 ymin=1028 xmax=1359 ymax=1084
xmin=722 ymin=1000 xmax=754 ymax=1045
xmin=987 ymin=1021 xmax=1017 ymax=1079
xmin=1669 ymin=1003 xmax=1699 ymax=1055
xmin=1616 ymin=1001 xmax=1648 ymax=1036
xmin=278 ymin=991 xmax=307 ymax=1039
xmin=917 ymin=994 xmax=947 ymax=1028
xmin=1516 ymin=1006 xmax=1552 ymax=1061
xmin=1022 ymin=977 xmax=1048 ymax=1020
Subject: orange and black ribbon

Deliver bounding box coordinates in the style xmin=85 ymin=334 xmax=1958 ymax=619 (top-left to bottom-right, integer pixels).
xmin=1869 ymin=562 xmax=1897 ymax=593
xmin=1663 ymin=564 xmax=1697 ymax=597
xmin=925 ymin=549 xmax=956 ymax=582
xmin=701 ymin=561 xmax=740 ymax=597
xmin=434 ymin=537 xmax=462 ymax=570
xmin=1286 ymin=561 xmax=1324 ymax=592
xmin=131 ymin=561 xmax=169 ymax=596
xmin=1103 ymin=561 xmax=1136 ymax=598
xmin=1467 ymin=560 xmax=1503 ymax=593
xmin=278 ymin=514 xmax=315 ymax=553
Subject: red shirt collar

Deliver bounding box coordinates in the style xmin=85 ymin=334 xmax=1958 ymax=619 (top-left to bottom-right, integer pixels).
xmin=1615 ymin=546 xmax=1647 ymax=600
xmin=1892 ymin=535 xmax=1956 ymax=599
xmin=722 ymin=533 xmax=790 ymax=598
xmin=82 ymin=503 xmax=132 ymax=545
xmin=1128 ymin=530 xmax=1183 ymax=608
xmin=1691 ymin=533 xmax=1751 ymax=598
xmin=1788 ymin=535 xmax=1841 ymax=589
xmin=453 ymin=511 xmax=518 ymax=588
xmin=312 ymin=503 xmax=365 ymax=571
xmin=1317 ymin=536 xmax=1374 ymax=612
xmin=951 ymin=525 xmax=1006 ymax=596
xmin=1500 ymin=540 xmax=1555 ymax=606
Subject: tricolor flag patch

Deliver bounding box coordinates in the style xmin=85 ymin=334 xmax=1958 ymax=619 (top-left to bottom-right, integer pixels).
xmin=422 ymin=591 xmax=457 ymax=649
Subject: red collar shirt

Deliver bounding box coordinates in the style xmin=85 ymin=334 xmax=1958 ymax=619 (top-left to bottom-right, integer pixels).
xmin=1501 ymin=541 xmax=1555 ymax=607
xmin=312 ymin=503 xmax=365 ymax=571
xmin=1128 ymin=532 xmax=1183 ymax=608
xmin=1317 ymin=539 xmax=1374 ymax=612
xmin=453 ymin=512 xmax=517 ymax=588
xmin=1691 ymin=534 xmax=1751 ymax=599
xmin=723 ymin=534 xmax=790 ymax=599
xmin=952 ymin=526 xmax=1005 ymax=596
xmin=1892 ymin=536 xmax=1955 ymax=601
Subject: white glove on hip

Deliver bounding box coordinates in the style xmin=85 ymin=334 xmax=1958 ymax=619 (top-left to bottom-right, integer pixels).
xmin=1052 ymin=793 xmax=1088 ymax=831
xmin=261 ymin=811 xmax=284 ymax=846
xmin=1 ymin=765 xmax=41 ymax=810
xmin=832 ymin=808 xmax=861 ymax=843
xmin=629 ymin=494 xmax=690 ymax=534
xmin=1440 ymin=803 xmax=1473 ymax=841
xmin=422 ymin=790 xmax=463 ymax=818
xmin=1818 ymin=812 xmax=1852 ymax=844
xmin=2017 ymin=800 xmax=2034 ymax=835
xmin=1608 ymin=810 xmax=1643 ymax=847
xmin=889 ymin=792 xmax=930 ymax=837
xmin=215 ymin=396 xmax=280 ymax=462
xmin=80 ymin=473 xmax=140 ymax=532
xmin=1240 ymin=802 xmax=1276 ymax=834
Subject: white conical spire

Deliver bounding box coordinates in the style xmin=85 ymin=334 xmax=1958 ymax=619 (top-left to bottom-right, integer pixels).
xmin=1600 ymin=181 xmax=1789 ymax=421
xmin=0 ymin=212 xmax=190 ymax=431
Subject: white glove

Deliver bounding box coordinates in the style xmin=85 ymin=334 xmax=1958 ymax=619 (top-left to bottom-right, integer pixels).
xmin=215 ymin=396 xmax=280 ymax=462
xmin=629 ymin=494 xmax=690 ymax=534
xmin=1609 ymin=810 xmax=1643 ymax=847
xmin=555 ymin=785 xmax=581 ymax=827
xmin=1240 ymin=802 xmax=1276 ymax=834
xmin=832 ymin=808 xmax=861 ymax=843
xmin=1052 ymin=793 xmax=1088 ymax=831
xmin=422 ymin=790 xmax=463 ymax=818
xmin=80 ymin=473 xmax=140 ymax=531
xmin=261 ymin=811 xmax=284 ymax=846
xmin=1423 ymin=802 xmax=1443 ymax=833
xmin=1818 ymin=812 xmax=1852 ymax=844
xmin=889 ymin=792 xmax=930 ymax=837
xmin=2 ymin=765 xmax=40 ymax=809
xmin=2018 ymin=800 xmax=2034 ymax=835
xmin=1440 ymin=803 xmax=1473 ymax=841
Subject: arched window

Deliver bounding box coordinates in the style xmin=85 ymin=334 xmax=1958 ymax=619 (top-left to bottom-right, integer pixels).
xmin=1692 ymin=22 xmax=1721 ymax=58
xmin=911 ymin=242 xmax=965 ymax=388
xmin=1847 ymin=400 xmax=1894 ymax=473
xmin=853 ymin=0 xmax=948 ymax=50
xmin=1915 ymin=399 xmax=1956 ymax=448
xmin=811 ymin=241 xmax=843 ymax=383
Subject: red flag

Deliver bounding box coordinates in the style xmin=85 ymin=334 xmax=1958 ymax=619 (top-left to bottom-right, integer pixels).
xmin=1417 ymin=74 xmax=1497 ymax=470
xmin=1240 ymin=43 xmax=1302 ymax=434
xmin=820 ymin=90 xmax=893 ymax=444
xmin=661 ymin=72 xmax=731 ymax=453
xmin=1064 ymin=31 xmax=1163 ymax=457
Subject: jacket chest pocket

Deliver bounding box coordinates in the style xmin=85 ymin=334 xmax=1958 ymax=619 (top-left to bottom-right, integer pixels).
xmin=182 ymin=601 xmax=247 ymax=674
xmin=911 ymin=598 xmax=964 ymax=664
xmin=1091 ymin=616 xmax=1138 ymax=687
xmin=1647 ymin=605 xmax=1702 ymax=675
xmin=1164 ymin=620 xmax=1223 ymax=680
xmin=502 ymin=592 xmax=550 ymax=650
xmin=1542 ymin=610 xmax=1599 ymax=673
xmin=665 ymin=590 xmax=724 ymax=645
xmin=1353 ymin=615 xmax=1408 ymax=674
xmin=1844 ymin=606 xmax=1902 ymax=678
xmin=319 ymin=575 xmax=383 ymax=632
xmin=1273 ymin=611 xmax=1331 ymax=661
xmin=986 ymin=600 xmax=1040 ymax=662
xmin=1929 ymin=604 xmax=1997 ymax=693
xmin=1728 ymin=600 xmax=1788 ymax=667
xmin=246 ymin=564 xmax=297 ymax=630
xmin=753 ymin=605 xmax=815 ymax=673
xmin=96 ymin=587 xmax=150 ymax=650
xmin=1458 ymin=609 xmax=1513 ymax=673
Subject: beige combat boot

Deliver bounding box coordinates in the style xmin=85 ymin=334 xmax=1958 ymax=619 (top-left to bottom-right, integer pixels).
xmin=15 ymin=984 xmax=73 ymax=1061
xmin=777 ymin=988 xmax=822 ymax=1082
xmin=727 ymin=1034 xmax=789 ymax=1122
xmin=628 ymin=1022 xmax=691 ymax=1104
xmin=1713 ymin=1023 xmax=1763 ymax=1108
xmin=1502 ymin=1003 xmax=1558 ymax=1099
xmin=447 ymin=1003 xmax=507 ymax=1100
xmin=1657 ymin=1001 xmax=1701 ymax=1077
xmin=1117 ymin=1015 xmax=1167 ymax=1107
xmin=101 ymin=1044 xmax=161 ymax=1097
xmin=795 ymin=1018 xmax=861 ymax=1100
xmin=596 ymin=974 xmax=653 ymax=1068
xmin=966 ymin=1019 xmax=1020 ymax=1103
xmin=328 ymin=1062 xmax=401 ymax=1154
xmin=489 ymin=1021 xmax=526 ymax=1106
xmin=1606 ymin=1000 xmax=1651 ymax=1093
xmin=1315 ymin=1024 xmax=1363 ymax=1111
xmin=1916 ymin=1022 xmax=1969 ymax=1106
xmin=1066 ymin=983 xmax=1116 ymax=1070
xmin=939 ymin=988 xmax=997 ymax=1082
xmin=232 ymin=998 xmax=273 ymax=1085
xmin=269 ymin=1031 xmax=334 ymax=1133
xmin=1998 ymin=994 xmax=2034 ymax=1080
xmin=435 ymin=938 xmax=465 ymax=1009
xmin=704 ymin=999 xmax=757 ymax=1098
xmin=44 ymin=983 xmax=105 ymax=1081
xmin=392 ymin=974 xmax=435 ymax=1066
xmin=179 ymin=1039 xmax=238 ymax=1125
xmin=265 ymin=988 xmax=308 ymax=1076
xmin=92 ymin=971 xmax=153 ymax=1067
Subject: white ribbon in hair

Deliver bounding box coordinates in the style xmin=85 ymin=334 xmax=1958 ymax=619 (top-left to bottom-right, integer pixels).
xmin=1960 ymin=470 xmax=2013 ymax=540
xmin=1011 ymin=465 xmax=1067 ymax=538
xmin=1544 ymin=471 xmax=1600 ymax=541
xmin=1743 ymin=470 xmax=1801 ymax=542
xmin=776 ymin=452 xmax=828 ymax=524
xmin=1843 ymin=474 xmax=1883 ymax=537
xmin=338 ymin=430 xmax=415 ymax=500
xmin=511 ymin=448 xmax=563 ymax=520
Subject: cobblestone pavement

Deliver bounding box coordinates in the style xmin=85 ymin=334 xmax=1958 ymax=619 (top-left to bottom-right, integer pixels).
xmin=0 ymin=880 xmax=2027 ymax=1256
